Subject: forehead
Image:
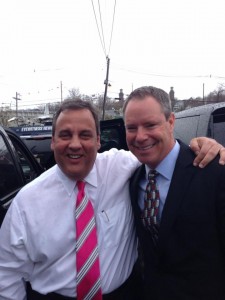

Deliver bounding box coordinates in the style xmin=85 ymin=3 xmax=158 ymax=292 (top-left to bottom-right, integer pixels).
xmin=56 ymin=108 xmax=96 ymax=129
xmin=125 ymin=96 xmax=163 ymax=118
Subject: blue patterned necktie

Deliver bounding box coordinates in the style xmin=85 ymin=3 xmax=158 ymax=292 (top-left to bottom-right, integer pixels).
xmin=141 ymin=170 xmax=160 ymax=245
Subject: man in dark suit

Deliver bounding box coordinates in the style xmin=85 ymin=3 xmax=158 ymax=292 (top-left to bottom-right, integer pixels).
xmin=123 ymin=86 xmax=225 ymax=300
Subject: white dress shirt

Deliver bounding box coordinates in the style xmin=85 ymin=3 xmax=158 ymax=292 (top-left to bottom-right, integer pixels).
xmin=0 ymin=149 xmax=140 ymax=300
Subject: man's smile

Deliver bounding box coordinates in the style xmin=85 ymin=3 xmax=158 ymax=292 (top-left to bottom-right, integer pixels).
xmin=134 ymin=142 xmax=157 ymax=151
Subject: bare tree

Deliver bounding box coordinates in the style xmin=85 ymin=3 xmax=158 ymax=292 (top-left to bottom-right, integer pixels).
xmin=66 ymin=88 xmax=81 ymax=100
xmin=206 ymin=83 xmax=225 ymax=103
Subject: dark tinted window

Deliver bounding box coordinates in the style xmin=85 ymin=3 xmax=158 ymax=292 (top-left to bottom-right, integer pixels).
xmin=100 ymin=128 xmax=120 ymax=151
xmin=9 ymin=135 xmax=40 ymax=183
xmin=0 ymin=134 xmax=21 ymax=198
xmin=212 ymin=113 xmax=225 ymax=146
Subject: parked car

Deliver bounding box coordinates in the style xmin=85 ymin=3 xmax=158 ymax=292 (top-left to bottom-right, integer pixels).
xmin=0 ymin=126 xmax=43 ymax=226
xmin=174 ymin=102 xmax=225 ymax=146
xmin=99 ymin=118 xmax=128 ymax=152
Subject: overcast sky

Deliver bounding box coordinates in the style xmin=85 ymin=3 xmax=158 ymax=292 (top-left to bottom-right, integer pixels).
xmin=1 ymin=0 xmax=225 ymax=109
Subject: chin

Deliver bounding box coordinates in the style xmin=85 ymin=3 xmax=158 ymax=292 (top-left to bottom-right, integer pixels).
xmin=65 ymin=168 xmax=79 ymax=179
xmin=138 ymin=154 xmax=157 ymax=166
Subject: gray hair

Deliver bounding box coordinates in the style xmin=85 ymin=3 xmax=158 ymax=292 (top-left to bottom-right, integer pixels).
xmin=123 ymin=86 xmax=172 ymax=120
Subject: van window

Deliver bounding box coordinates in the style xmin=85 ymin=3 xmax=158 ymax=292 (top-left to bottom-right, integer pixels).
xmin=212 ymin=113 xmax=225 ymax=146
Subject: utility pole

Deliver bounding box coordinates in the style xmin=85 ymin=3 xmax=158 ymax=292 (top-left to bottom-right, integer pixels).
xmin=12 ymin=92 xmax=21 ymax=118
xmin=102 ymin=56 xmax=110 ymax=120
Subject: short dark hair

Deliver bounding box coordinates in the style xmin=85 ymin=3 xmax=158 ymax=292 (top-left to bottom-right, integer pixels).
xmin=52 ymin=99 xmax=100 ymax=136
xmin=123 ymin=86 xmax=172 ymax=120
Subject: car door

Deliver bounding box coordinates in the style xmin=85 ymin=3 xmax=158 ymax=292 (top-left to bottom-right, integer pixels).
xmin=0 ymin=127 xmax=43 ymax=226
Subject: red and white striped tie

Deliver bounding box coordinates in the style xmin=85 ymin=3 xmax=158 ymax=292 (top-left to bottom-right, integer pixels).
xmin=75 ymin=181 xmax=102 ymax=300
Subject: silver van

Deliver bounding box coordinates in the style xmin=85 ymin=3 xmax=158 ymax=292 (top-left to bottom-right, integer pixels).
xmin=174 ymin=102 xmax=225 ymax=146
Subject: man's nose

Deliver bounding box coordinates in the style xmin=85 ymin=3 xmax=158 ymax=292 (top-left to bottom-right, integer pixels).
xmin=69 ymin=135 xmax=81 ymax=148
xmin=136 ymin=127 xmax=147 ymax=141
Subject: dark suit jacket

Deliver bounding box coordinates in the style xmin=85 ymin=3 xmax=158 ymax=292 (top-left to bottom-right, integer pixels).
xmin=130 ymin=141 xmax=225 ymax=300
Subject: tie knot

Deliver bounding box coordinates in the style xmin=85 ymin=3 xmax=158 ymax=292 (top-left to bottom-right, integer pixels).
xmin=148 ymin=170 xmax=158 ymax=180
xmin=77 ymin=181 xmax=85 ymax=192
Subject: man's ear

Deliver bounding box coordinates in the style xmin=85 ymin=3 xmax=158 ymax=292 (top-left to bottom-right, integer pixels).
xmin=97 ymin=135 xmax=101 ymax=150
xmin=50 ymin=137 xmax=55 ymax=151
xmin=168 ymin=113 xmax=175 ymax=130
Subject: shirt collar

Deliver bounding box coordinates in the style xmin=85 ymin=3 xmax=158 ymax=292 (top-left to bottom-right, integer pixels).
xmin=82 ymin=164 xmax=98 ymax=188
xmin=145 ymin=140 xmax=180 ymax=180
xmin=56 ymin=163 xmax=98 ymax=196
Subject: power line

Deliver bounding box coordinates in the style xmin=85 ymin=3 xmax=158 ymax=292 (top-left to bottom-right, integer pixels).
xmin=91 ymin=0 xmax=107 ymax=57
xmin=107 ymin=0 xmax=116 ymax=56
xmin=97 ymin=0 xmax=107 ymax=57
xmin=91 ymin=0 xmax=117 ymax=58
xmin=112 ymin=65 xmax=225 ymax=80
xmin=9 ymin=100 xmax=62 ymax=109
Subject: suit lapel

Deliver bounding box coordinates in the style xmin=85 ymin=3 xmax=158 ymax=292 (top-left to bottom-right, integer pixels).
xmin=158 ymin=142 xmax=196 ymax=250
xmin=130 ymin=164 xmax=145 ymax=217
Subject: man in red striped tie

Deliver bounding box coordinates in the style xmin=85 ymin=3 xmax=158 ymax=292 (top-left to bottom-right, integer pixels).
xmin=0 ymin=99 xmax=224 ymax=300
xmin=0 ymin=99 xmax=143 ymax=300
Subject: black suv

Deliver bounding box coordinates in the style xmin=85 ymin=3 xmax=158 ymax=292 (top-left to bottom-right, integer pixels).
xmin=0 ymin=126 xmax=43 ymax=226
